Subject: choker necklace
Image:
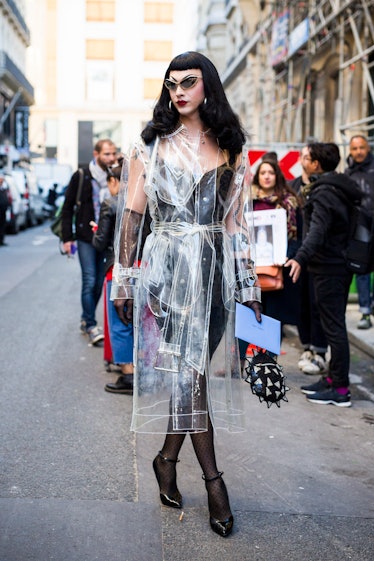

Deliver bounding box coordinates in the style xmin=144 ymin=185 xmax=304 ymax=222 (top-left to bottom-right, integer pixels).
xmin=199 ymin=129 xmax=211 ymax=144
xmin=180 ymin=124 xmax=211 ymax=145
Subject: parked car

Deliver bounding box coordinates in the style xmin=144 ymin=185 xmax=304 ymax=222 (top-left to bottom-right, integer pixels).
xmin=11 ymin=169 xmax=45 ymax=226
xmin=4 ymin=174 xmax=27 ymax=234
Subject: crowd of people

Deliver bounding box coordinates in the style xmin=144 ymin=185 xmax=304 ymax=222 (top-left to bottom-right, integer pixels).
xmin=58 ymin=51 xmax=373 ymax=538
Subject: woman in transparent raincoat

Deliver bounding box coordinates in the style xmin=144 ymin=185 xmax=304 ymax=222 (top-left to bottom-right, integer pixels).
xmin=111 ymin=52 xmax=261 ymax=537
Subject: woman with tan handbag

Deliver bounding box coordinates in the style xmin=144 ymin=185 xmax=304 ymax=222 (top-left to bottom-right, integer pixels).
xmin=252 ymin=158 xmax=301 ymax=336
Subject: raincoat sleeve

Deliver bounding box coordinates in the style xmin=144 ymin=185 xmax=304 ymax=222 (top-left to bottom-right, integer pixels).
xmin=110 ymin=143 xmax=149 ymax=300
xmin=226 ymin=150 xmax=261 ymax=304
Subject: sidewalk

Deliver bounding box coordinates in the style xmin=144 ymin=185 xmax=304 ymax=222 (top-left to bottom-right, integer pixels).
xmin=1 ymin=230 xmax=374 ymax=561
xmin=345 ymin=302 xmax=374 ymax=359
xmin=286 ymin=301 xmax=374 ymax=402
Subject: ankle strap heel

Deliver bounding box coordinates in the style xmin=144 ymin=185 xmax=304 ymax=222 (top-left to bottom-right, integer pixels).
xmin=202 ymin=471 xmax=233 ymax=538
xmin=202 ymin=471 xmax=223 ymax=482
xmin=158 ymin=451 xmax=180 ymax=463
xmin=153 ymin=451 xmax=182 ymax=509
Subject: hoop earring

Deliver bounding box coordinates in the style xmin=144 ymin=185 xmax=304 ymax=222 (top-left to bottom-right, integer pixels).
xmin=169 ymin=100 xmax=172 ymax=110
xmin=204 ymin=97 xmax=207 ymax=105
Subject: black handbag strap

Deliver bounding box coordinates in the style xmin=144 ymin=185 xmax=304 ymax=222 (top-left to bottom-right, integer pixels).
xmin=75 ymin=168 xmax=83 ymax=209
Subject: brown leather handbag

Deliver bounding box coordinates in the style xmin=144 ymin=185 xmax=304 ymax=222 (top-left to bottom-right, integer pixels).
xmin=256 ymin=265 xmax=283 ymax=292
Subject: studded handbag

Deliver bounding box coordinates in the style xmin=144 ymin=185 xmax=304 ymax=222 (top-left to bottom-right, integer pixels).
xmin=244 ymin=349 xmax=289 ymax=408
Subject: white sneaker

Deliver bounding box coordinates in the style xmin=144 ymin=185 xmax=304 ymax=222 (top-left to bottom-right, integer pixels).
xmin=88 ymin=326 xmax=104 ymax=345
xmin=302 ymin=354 xmax=327 ymax=375
xmin=357 ymin=315 xmax=372 ymax=329
xmin=298 ymin=350 xmax=314 ymax=370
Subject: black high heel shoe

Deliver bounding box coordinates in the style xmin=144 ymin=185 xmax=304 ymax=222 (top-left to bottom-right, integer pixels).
xmin=203 ymin=472 xmax=234 ymax=537
xmin=153 ymin=451 xmax=183 ymax=509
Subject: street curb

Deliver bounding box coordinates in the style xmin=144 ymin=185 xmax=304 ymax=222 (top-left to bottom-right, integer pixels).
xmin=348 ymin=331 xmax=374 ymax=360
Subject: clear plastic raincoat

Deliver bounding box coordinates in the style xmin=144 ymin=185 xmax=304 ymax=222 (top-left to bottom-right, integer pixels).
xmin=111 ymin=125 xmax=260 ymax=434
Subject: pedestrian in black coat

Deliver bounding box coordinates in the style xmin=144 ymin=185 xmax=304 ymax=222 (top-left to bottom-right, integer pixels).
xmin=344 ymin=135 xmax=374 ymax=329
xmin=286 ymin=142 xmax=362 ymax=408
xmin=60 ymin=139 xmax=117 ymax=345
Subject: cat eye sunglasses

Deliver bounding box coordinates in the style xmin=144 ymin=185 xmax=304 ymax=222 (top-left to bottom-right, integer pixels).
xmin=164 ymin=75 xmax=202 ymax=91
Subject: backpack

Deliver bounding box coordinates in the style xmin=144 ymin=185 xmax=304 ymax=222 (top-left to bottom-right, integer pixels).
xmin=344 ymin=203 xmax=374 ymax=274
xmin=330 ymin=185 xmax=374 ymax=274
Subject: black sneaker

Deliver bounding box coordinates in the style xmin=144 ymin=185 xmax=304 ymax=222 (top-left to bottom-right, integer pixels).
xmin=300 ymin=377 xmax=331 ymax=395
xmin=306 ymin=388 xmax=351 ymax=407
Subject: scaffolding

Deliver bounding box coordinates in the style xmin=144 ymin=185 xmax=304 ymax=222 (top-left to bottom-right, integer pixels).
xmin=248 ymin=0 xmax=374 ymax=145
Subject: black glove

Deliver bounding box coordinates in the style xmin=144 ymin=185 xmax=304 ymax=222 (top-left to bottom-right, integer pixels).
xmin=243 ymin=300 xmax=262 ymax=323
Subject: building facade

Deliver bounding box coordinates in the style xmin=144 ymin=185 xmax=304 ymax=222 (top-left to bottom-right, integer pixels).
xmin=197 ymin=0 xmax=374 ymax=152
xmin=27 ymin=0 xmax=197 ymax=169
xmin=0 ymin=0 xmax=34 ymax=168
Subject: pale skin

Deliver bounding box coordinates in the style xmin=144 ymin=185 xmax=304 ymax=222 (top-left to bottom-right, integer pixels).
xmin=114 ymin=68 xmax=261 ymax=323
xmin=63 ymin=141 xmax=117 ymax=255
xmin=349 ymin=136 xmax=370 ymax=164
xmin=256 ymin=162 xmax=276 ymax=196
xmin=285 ymin=149 xmax=323 ymax=282
xmin=299 ymin=145 xmax=315 ymax=183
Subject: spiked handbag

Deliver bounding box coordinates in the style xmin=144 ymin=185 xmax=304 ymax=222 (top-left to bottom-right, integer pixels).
xmin=244 ymin=349 xmax=289 ymax=408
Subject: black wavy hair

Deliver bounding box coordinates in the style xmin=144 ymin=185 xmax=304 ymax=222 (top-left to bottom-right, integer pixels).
xmin=307 ymin=142 xmax=341 ymax=172
xmin=141 ymin=51 xmax=246 ymax=163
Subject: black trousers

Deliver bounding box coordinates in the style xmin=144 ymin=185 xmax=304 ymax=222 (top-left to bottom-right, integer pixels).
xmin=313 ymin=271 xmax=353 ymax=388
xmin=297 ymin=270 xmax=328 ymax=352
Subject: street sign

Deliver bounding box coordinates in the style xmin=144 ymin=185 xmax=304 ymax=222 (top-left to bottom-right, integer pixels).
xmin=248 ymin=149 xmax=302 ymax=180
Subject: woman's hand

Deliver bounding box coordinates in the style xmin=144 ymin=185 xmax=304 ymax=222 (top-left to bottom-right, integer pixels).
xmin=114 ymin=299 xmax=133 ymax=325
xmin=243 ymin=300 xmax=262 ymax=323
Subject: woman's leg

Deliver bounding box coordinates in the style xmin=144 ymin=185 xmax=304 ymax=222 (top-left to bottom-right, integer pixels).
xmin=154 ymin=418 xmax=186 ymax=501
xmin=190 ymin=417 xmax=232 ymax=522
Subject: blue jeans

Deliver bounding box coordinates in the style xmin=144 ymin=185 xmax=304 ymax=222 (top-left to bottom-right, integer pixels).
xmin=77 ymin=240 xmax=105 ymax=330
xmin=107 ymin=280 xmax=133 ymax=364
xmin=356 ymin=273 xmax=374 ymax=315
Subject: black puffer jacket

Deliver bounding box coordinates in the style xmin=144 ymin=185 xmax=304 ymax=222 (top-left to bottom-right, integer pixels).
xmin=92 ymin=195 xmax=117 ymax=274
xmin=345 ymin=151 xmax=374 ymax=212
xmin=61 ymin=168 xmax=95 ymax=243
xmin=294 ymin=172 xmax=362 ymax=275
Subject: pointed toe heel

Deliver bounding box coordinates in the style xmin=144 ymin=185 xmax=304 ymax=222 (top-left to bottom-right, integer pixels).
xmin=209 ymin=515 xmax=234 ymax=537
xmin=203 ymin=472 xmax=234 ymax=537
xmin=153 ymin=451 xmax=183 ymax=509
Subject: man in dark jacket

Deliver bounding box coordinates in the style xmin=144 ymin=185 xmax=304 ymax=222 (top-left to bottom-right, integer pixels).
xmin=345 ymin=135 xmax=374 ymax=329
xmin=61 ymin=138 xmax=117 ymax=345
xmin=289 ymin=145 xmax=329 ymax=376
xmin=286 ymin=142 xmax=362 ymax=407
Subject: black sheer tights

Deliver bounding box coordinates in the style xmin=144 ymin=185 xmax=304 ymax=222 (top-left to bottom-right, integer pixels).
xmin=158 ymin=417 xmax=232 ymax=521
